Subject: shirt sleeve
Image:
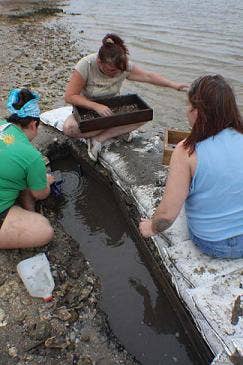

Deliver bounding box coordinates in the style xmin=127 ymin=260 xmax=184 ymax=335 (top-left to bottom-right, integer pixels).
xmin=74 ymin=56 xmax=90 ymax=81
xmin=27 ymin=155 xmax=47 ymax=191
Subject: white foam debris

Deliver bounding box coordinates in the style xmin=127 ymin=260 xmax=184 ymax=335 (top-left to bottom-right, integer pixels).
xmin=232 ymin=337 xmax=243 ymax=356
xmin=132 ymin=146 xmax=153 ymax=153
xmin=130 ymin=185 xmax=157 ymax=216
xmin=211 ymin=350 xmax=234 ymax=365
xmin=132 ymin=135 xmax=163 ymax=153
xmin=151 ymin=135 xmax=163 ymax=149
xmin=189 ymin=272 xmax=242 ymax=347
xmin=101 ymin=152 xmax=136 ymax=185
xmin=102 ymin=150 xmax=121 ymax=164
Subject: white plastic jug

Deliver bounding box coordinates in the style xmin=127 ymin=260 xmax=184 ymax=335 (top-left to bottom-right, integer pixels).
xmin=17 ymin=253 xmax=55 ymax=302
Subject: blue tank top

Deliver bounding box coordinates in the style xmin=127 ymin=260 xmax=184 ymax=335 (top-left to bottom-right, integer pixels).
xmin=185 ymin=128 xmax=243 ymax=241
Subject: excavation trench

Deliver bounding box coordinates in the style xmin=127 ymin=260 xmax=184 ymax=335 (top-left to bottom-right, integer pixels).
xmin=47 ymin=142 xmax=213 ymax=365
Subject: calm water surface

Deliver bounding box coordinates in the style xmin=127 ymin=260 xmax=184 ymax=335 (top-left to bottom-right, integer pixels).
xmin=60 ymin=0 xmax=243 ymax=129
xmin=55 ymin=159 xmax=210 ymax=365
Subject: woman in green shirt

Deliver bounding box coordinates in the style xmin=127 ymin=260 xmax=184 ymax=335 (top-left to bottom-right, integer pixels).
xmin=0 ymin=89 xmax=54 ymax=249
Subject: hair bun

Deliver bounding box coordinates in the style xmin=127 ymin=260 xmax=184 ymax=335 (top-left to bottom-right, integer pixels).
xmin=105 ymin=37 xmax=114 ymax=45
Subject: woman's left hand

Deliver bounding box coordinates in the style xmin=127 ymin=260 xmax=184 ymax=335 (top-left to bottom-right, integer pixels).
xmin=139 ymin=218 xmax=156 ymax=238
xmin=176 ymin=83 xmax=189 ymax=91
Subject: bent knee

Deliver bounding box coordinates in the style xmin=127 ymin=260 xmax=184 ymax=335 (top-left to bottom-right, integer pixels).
xmin=43 ymin=219 xmax=54 ymax=242
xmin=63 ymin=120 xmax=72 ymax=137
xmin=63 ymin=115 xmax=78 ymax=137
xmin=45 ymin=223 xmax=54 ymax=242
xmin=38 ymin=217 xmax=54 ymax=246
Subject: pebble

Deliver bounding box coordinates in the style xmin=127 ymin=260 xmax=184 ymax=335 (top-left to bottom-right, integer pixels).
xmin=78 ymin=356 xmax=93 ymax=365
xmin=45 ymin=336 xmax=68 ymax=349
xmin=80 ymin=334 xmax=90 ymax=343
xmin=34 ymin=65 xmax=43 ymax=70
xmin=55 ymin=307 xmax=72 ymax=321
xmin=30 ymin=321 xmax=51 ymax=341
xmin=0 ymin=307 xmax=7 ymax=327
xmin=8 ymin=346 xmax=18 ymax=358
xmin=96 ymin=359 xmax=114 ymax=365
xmin=0 ymin=307 xmax=5 ymax=322
xmin=0 ymin=273 xmax=6 ymax=285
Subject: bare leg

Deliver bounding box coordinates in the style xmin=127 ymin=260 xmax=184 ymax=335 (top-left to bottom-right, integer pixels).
xmin=86 ymin=121 xmax=146 ymax=161
xmin=63 ymin=114 xmax=104 ymax=139
xmin=94 ymin=122 xmax=145 ymax=143
xmin=63 ymin=114 xmax=145 ymax=142
xmin=0 ymin=206 xmax=54 ymax=249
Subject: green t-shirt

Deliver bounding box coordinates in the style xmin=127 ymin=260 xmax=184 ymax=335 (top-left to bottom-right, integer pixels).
xmin=0 ymin=120 xmax=47 ymax=213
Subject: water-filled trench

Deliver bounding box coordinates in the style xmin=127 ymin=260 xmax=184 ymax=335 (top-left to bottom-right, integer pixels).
xmin=52 ymin=156 xmax=212 ymax=365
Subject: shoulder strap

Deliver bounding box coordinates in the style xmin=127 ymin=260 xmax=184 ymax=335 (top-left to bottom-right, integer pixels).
xmin=0 ymin=123 xmax=12 ymax=135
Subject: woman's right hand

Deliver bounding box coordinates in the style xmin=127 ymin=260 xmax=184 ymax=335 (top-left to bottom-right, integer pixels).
xmin=46 ymin=174 xmax=55 ymax=185
xmin=94 ymin=103 xmax=113 ymax=117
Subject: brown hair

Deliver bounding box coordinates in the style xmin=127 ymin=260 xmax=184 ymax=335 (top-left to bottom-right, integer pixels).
xmin=7 ymin=89 xmax=40 ymax=128
xmin=12 ymin=88 xmax=35 ymax=110
xmin=183 ymin=75 xmax=243 ymax=154
xmin=98 ymin=33 xmax=129 ymax=72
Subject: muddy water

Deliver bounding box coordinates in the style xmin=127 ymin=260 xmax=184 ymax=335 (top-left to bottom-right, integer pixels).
xmin=53 ymin=158 xmax=210 ymax=365
xmin=57 ymin=0 xmax=243 ymax=130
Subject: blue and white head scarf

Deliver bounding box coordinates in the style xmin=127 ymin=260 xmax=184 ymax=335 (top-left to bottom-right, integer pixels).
xmin=7 ymin=89 xmax=40 ymax=118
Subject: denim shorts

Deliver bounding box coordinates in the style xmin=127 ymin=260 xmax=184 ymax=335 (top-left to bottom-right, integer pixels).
xmin=189 ymin=230 xmax=243 ymax=259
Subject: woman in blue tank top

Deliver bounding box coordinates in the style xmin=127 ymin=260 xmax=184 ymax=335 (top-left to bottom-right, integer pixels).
xmin=139 ymin=74 xmax=243 ymax=258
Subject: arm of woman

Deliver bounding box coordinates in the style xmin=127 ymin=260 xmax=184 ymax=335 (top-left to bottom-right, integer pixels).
xmin=127 ymin=65 xmax=188 ymax=91
xmin=64 ymin=70 xmax=112 ymax=116
xmin=139 ymin=142 xmax=192 ymax=238
xmin=31 ymin=186 xmax=50 ymax=200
